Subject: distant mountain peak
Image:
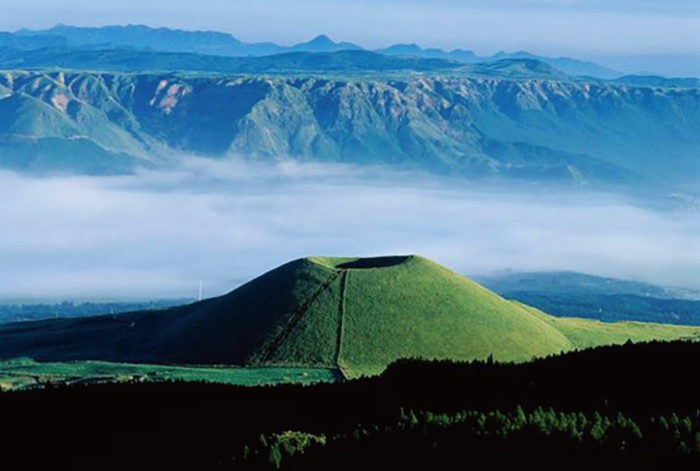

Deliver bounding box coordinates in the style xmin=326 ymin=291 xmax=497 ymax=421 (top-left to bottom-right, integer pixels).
xmin=291 ymin=34 xmax=361 ymax=52
xmin=382 ymin=43 xmax=423 ymax=54
xmin=309 ymin=34 xmax=334 ymax=44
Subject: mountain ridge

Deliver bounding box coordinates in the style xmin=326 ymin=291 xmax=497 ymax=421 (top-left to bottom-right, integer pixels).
xmin=476 ymin=270 xmax=700 ymax=326
xmin=1 ymin=68 xmax=698 ymax=187
xmin=0 ymin=47 xmax=462 ymax=73
xmin=11 ymin=24 xmax=620 ymax=78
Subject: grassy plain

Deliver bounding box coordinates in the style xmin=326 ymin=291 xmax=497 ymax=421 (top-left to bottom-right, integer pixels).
xmin=0 ymin=357 xmax=336 ymax=390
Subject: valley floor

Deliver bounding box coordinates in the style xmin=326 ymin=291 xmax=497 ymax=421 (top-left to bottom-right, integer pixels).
xmin=0 ymin=358 xmax=336 ymax=390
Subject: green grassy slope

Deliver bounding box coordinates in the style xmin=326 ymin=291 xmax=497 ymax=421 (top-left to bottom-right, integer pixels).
xmin=519 ymin=303 xmax=700 ymax=347
xmin=333 ymin=257 xmax=700 ymax=377
xmin=0 ymin=135 xmax=139 ymax=174
xmin=0 ymin=358 xmax=335 ymax=390
xmin=334 ymin=256 xmax=573 ymax=377
xmin=0 ymin=71 xmax=156 ymax=173
xmin=0 ymin=255 xmax=698 ymax=381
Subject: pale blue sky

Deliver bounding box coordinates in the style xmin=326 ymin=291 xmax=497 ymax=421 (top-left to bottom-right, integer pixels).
xmin=0 ymin=0 xmax=698 ymax=57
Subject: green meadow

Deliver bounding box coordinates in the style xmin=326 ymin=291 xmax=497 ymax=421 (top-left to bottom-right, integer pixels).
xmin=0 ymin=357 xmax=336 ymax=390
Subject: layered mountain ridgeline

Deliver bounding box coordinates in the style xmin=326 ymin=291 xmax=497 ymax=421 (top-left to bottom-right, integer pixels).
xmin=0 ymin=31 xmax=68 ymax=50
xmin=1 ymin=68 xmax=699 ymax=186
xmin=0 ymin=48 xmax=462 ymax=74
xmin=476 ymin=271 xmax=700 ymax=325
xmin=613 ymin=75 xmax=700 ymax=89
xmin=0 ymin=255 xmax=698 ymax=380
xmin=377 ymin=46 xmax=621 ymax=78
xmin=12 ymin=25 xmax=362 ymax=57
xmin=10 ymin=24 xmax=617 ymax=77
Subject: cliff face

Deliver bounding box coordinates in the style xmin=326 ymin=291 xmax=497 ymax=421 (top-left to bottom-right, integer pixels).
xmin=1 ymin=70 xmax=699 ymax=185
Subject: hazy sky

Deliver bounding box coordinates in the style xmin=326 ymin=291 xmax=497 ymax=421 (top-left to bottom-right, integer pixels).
xmin=0 ymin=0 xmax=698 ymax=57
xmin=2 ymin=160 xmax=699 ymax=301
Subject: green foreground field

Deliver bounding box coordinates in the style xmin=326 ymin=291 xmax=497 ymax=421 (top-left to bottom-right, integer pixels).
xmin=0 ymin=358 xmax=337 ymax=390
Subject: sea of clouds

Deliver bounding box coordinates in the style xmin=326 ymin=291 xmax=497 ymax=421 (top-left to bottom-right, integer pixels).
xmin=2 ymin=157 xmax=699 ymax=301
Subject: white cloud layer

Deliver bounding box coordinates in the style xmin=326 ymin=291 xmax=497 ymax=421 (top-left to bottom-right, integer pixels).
xmin=2 ymin=158 xmax=699 ymax=301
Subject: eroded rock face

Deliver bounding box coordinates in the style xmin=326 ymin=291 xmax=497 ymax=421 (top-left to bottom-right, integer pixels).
xmin=1 ymin=70 xmax=699 ymax=186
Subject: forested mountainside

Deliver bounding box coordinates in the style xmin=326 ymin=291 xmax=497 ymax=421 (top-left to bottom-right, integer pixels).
xmin=1 ymin=69 xmax=699 ymax=186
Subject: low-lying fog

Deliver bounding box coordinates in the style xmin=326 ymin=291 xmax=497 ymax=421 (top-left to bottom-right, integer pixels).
xmin=2 ymin=158 xmax=699 ymax=301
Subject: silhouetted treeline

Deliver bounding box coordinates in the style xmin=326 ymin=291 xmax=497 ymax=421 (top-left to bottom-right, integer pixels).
xmin=236 ymin=408 xmax=699 ymax=470
xmin=1 ymin=340 xmax=699 ymax=469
